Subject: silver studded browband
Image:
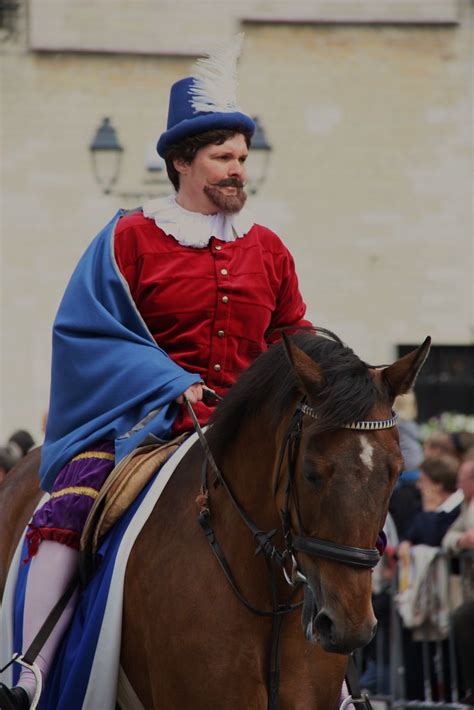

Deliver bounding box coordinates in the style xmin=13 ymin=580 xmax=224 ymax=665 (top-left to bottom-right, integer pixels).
xmin=298 ymin=403 xmax=399 ymax=431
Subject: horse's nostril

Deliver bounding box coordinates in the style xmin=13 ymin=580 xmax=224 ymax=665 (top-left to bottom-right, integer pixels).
xmin=314 ymin=610 xmax=334 ymax=640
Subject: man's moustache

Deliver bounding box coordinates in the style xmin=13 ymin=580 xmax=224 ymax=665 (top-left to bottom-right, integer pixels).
xmin=213 ymin=179 xmax=245 ymax=189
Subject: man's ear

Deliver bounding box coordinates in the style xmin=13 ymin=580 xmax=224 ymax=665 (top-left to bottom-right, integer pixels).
xmin=173 ymin=158 xmax=189 ymax=176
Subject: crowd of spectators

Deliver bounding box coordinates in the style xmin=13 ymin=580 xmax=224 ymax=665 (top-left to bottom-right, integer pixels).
xmin=361 ymin=394 xmax=474 ymax=706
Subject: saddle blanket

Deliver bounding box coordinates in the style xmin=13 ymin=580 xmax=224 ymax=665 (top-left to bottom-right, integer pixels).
xmin=0 ymin=432 xmax=199 ymax=710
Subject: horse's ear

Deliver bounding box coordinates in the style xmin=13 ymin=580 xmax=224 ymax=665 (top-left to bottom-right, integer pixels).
xmin=382 ymin=336 xmax=431 ymax=399
xmin=282 ymin=333 xmax=324 ymax=395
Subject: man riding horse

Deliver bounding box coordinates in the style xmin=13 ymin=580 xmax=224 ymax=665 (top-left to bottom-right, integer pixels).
xmin=0 ymin=36 xmax=312 ymax=709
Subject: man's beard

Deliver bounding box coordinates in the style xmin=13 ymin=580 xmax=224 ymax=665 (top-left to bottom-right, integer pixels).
xmin=204 ymin=180 xmax=247 ymax=214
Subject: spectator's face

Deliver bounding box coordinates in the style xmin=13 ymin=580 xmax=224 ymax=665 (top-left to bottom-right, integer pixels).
xmin=417 ymin=470 xmax=443 ymax=510
xmin=457 ymin=462 xmax=474 ymax=501
xmin=423 ymin=433 xmax=455 ymax=459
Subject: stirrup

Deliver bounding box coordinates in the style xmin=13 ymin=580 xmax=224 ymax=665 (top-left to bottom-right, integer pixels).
xmin=340 ymin=694 xmax=371 ymax=710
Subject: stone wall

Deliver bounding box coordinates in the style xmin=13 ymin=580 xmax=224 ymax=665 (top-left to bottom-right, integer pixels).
xmin=1 ymin=0 xmax=472 ymax=440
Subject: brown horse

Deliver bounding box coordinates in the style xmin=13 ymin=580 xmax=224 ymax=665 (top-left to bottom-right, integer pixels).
xmin=0 ymin=447 xmax=43 ymax=599
xmin=0 ymin=330 xmax=430 ymax=709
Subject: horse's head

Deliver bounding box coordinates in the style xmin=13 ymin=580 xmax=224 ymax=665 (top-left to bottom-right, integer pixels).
xmin=278 ymin=332 xmax=431 ymax=654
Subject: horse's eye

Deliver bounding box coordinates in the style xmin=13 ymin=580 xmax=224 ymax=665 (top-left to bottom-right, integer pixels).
xmin=303 ymin=460 xmax=322 ymax=489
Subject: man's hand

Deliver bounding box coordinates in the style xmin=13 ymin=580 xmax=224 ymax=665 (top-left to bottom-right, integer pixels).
xmin=175 ymin=383 xmax=204 ymax=405
xmin=397 ymin=541 xmax=412 ymax=561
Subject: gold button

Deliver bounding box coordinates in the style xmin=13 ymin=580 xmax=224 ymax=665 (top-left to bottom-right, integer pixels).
xmin=217 ymin=330 xmax=225 ymax=337
xmin=214 ymin=364 xmax=222 ymax=372
xmin=222 ymin=295 xmax=229 ymax=303
xmin=215 ymin=245 xmax=222 ymax=251
xmin=220 ymin=268 xmax=228 ymax=276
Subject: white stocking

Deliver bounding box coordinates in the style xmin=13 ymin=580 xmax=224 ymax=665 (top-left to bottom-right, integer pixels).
xmin=17 ymin=541 xmax=79 ymax=702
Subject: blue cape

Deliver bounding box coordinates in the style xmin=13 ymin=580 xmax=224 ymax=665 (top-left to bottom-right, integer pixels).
xmin=40 ymin=210 xmax=201 ymax=491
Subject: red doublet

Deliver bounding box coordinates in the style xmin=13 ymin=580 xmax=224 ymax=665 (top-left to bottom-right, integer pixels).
xmin=114 ymin=212 xmax=311 ymax=431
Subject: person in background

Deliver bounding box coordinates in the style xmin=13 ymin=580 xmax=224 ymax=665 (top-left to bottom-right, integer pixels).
xmin=396 ymin=455 xmax=463 ymax=702
xmin=423 ymin=431 xmax=458 ymax=461
xmin=6 ymin=430 xmax=36 ymax=461
xmin=389 ymin=393 xmax=424 ymax=539
xmin=442 ymin=458 xmax=474 ymax=553
xmin=398 ymin=455 xmax=463 ymax=550
xmin=0 ymin=430 xmax=35 ymax=485
xmin=0 ymin=447 xmax=15 ymax=485
xmin=442 ymin=458 xmax=474 ymax=706
xmin=451 ymin=431 xmax=474 ymax=461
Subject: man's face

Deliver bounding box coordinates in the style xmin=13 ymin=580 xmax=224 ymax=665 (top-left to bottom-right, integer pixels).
xmin=175 ymin=133 xmax=248 ymax=214
xmin=457 ymin=462 xmax=474 ymax=501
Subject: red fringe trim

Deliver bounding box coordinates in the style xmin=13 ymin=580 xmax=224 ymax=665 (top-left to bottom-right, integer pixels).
xmin=24 ymin=526 xmax=81 ymax=563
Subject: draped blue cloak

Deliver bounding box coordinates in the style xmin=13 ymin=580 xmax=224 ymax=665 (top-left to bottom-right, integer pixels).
xmin=39 ymin=210 xmax=201 ymax=492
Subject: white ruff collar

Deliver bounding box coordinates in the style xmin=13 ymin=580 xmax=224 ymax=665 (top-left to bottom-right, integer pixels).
xmin=142 ymin=195 xmax=254 ymax=248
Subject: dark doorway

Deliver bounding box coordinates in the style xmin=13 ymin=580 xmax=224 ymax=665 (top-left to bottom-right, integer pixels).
xmin=397 ymin=345 xmax=474 ymax=422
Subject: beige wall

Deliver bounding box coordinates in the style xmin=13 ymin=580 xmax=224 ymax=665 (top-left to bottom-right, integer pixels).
xmin=1 ymin=1 xmax=473 ymax=441
xmin=28 ymin=0 xmax=459 ymax=54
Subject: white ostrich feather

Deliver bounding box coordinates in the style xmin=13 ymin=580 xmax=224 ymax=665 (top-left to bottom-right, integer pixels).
xmin=189 ymin=33 xmax=244 ymax=114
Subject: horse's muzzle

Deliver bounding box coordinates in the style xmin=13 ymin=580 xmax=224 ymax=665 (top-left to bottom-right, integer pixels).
xmin=302 ymin=584 xmax=377 ymax=654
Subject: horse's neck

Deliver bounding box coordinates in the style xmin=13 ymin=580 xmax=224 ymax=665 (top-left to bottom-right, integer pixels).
xmin=219 ymin=416 xmax=279 ymax=529
xmin=199 ymin=418 xmax=286 ymax=605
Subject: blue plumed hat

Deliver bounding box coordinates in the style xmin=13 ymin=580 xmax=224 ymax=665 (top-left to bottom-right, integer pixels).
xmin=157 ymin=35 xmax=255 ymax=158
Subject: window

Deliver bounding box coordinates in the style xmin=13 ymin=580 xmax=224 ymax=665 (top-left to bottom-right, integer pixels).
xmin=397 ymin=345 xmax=474 ymax=421
xmin=0 ymin=0 xmax=19 ymax=36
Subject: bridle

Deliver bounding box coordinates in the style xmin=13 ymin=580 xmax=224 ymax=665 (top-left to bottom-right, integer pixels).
xmin=186 ymin=396 xmax=398 ymax=710
xmin=188 ymin=397 xmax=398 ymax=586
xmin=280 ymin=402 xmax=398 ymax=582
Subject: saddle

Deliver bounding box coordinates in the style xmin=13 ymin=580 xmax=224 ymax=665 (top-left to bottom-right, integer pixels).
xmin=80 ymin=434 xmax=187 ymax=583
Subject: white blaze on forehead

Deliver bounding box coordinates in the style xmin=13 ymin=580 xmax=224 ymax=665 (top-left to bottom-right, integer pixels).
xmin=359 ymin=434 xmax=374 ymax=471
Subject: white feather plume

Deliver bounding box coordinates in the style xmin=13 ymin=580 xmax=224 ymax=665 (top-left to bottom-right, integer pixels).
xmin=189 ymin=33 xmax=244 ymax=114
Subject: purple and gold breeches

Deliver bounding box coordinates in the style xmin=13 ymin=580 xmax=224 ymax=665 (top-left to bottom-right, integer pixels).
xmin=27 ymin=441 xmax=115 ymax=558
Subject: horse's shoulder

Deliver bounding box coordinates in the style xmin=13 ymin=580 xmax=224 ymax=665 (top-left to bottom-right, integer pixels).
xmin=0 ymin=447 xmax=43 ymax=597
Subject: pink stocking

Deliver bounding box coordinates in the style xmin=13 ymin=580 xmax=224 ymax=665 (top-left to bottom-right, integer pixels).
xmin=17 ymin=541 xmax=79 ymax=702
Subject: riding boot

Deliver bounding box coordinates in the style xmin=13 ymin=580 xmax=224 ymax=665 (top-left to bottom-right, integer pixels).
xmin=0 ymin=685 xmax=30 ymax=710
xmin=14 ymin=540 xmax=79 ymax=704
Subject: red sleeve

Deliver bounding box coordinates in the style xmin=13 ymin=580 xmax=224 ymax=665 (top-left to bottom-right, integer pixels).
xmin=265 ymin=247 xmax=312 ymax=345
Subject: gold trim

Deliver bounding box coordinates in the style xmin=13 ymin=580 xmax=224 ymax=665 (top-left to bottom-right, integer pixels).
xmin=51 ymin=486 xmax=100 ymax=500
xmin=71 ymin=451 xmax=115 ymax=462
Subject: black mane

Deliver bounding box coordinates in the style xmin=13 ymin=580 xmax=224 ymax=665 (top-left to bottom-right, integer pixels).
xmin=207 ymin=328 xmax=380 ymax=457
